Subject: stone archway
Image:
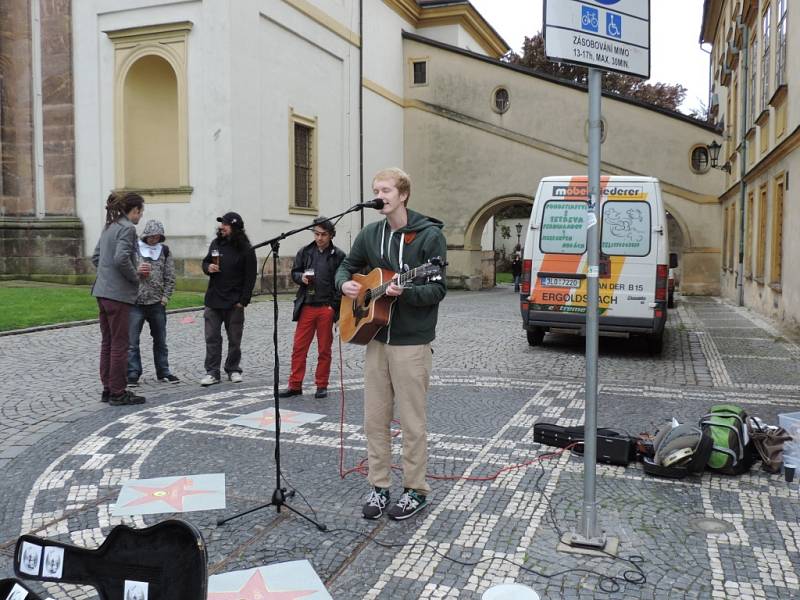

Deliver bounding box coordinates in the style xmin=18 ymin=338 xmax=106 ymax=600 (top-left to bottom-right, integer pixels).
xmin=663 ymin=202 xmax=692 ymax=292
xmin=448 ymin=194 xmax=533 ymax=290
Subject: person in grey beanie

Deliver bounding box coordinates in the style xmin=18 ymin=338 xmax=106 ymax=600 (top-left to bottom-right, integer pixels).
xmin=127 ymin=219 xmax=179 ymax=385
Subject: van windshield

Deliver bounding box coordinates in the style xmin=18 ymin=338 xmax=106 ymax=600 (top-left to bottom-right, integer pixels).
xmin=539 ymin=200 xmax=587 ymax=254
xmin=600 ymin=201 xmax=651 ymax=256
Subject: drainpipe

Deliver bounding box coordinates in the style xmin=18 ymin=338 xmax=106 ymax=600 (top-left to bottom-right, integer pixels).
xmin=358 ymin=0 xmax=364 ymax=229
xmin=30 ymin=0 xmax=45 ymax=218
xmin=737 ymin=19 xmax=748 ymax=307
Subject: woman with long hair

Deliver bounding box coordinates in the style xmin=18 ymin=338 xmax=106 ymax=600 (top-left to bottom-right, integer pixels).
xmin=91 ymin=192 xmax=149 ymax=406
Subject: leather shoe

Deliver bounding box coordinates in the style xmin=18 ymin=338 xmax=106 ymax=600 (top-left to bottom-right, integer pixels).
xmin=314 ymin=388 xmax=328 ymax=399
xmin=278 ymin=388 xmax=302 ymax=398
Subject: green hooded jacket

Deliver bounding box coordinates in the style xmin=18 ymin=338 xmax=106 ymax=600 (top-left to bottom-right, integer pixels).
xmin=335 ymin=209 xmax=447 ymax=345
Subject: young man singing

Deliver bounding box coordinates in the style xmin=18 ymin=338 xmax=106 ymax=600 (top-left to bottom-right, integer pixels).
xmin=335 ymin=168 xmax=447 ymax=520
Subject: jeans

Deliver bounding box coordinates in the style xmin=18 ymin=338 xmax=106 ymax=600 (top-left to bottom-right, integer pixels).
xmin=513 ymin=274 xmax=521 ymax=292
xmin=128 ymin=303 xmax=171 ymax=380
xmin=204 ymin=306 xmax=245 ymax=379
xmin=98 ymin=298 xmax=131 ymax=395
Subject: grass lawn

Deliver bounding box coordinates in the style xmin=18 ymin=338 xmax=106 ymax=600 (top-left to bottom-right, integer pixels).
xmin=0 ymin=284 xmax=206 ymax=332
xmin=496 ymin=271 xmax=513 ymax=284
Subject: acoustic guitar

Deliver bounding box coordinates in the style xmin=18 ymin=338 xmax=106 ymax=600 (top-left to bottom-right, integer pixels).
xmin=13 ymin=519 xmax=207 ymax=600
xmin=338 ymin=257 xmax=445 ymax=344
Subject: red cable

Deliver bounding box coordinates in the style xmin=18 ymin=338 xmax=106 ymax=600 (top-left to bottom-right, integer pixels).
xmin=335 ymin=335 xmax=576 ymax=482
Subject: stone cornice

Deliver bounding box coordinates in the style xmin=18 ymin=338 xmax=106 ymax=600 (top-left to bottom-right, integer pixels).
xmin=384 ymin=0 xmax=508 ymax=58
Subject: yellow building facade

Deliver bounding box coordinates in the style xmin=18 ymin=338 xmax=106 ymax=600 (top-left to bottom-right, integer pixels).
xmin=702 ymin=0 xmax=799 ymax=331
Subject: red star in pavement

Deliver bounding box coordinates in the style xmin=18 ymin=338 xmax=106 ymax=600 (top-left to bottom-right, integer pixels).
xmin=208 ymin=568 xmax=318 ymax=599
xmin=243 ymin=410 xmax=303 ymax=428
xmin=123 ymin=476 xmax=217 ymax=511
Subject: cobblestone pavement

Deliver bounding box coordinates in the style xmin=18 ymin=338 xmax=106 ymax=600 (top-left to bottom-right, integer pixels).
xmin=1 ymin=289 xmax=799 ymax=599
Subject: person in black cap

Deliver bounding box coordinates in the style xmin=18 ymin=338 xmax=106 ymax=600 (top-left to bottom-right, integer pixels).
xmin=199 ymin=211 xmax=257 ymax=386
xmin=278 ymin=217 xmax=345 ymax=399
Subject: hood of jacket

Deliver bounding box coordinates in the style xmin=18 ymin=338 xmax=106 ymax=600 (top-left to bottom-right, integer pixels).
xmin=377 ymin=210 xmax=444 ymax=271
xmin=141 ymin=219 xmax=166 ymax=243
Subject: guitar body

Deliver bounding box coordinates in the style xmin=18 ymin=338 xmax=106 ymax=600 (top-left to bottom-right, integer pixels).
xmin=13 ymin=519 xmax=207 ymax=600
xmin=339 ymin=268 xmax=397 ymax=344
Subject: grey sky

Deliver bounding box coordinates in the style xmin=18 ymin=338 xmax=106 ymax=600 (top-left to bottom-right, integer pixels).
xmin=469 ymin=0 xmax=711 ymax=114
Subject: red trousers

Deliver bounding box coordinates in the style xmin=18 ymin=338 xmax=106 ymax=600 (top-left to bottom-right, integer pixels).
xmin=288 ymin=304 xmax=335 ymax=390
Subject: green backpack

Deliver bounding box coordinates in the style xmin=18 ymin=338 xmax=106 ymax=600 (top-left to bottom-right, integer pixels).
xmin=700 ymin=404 xmax=755 ymax=475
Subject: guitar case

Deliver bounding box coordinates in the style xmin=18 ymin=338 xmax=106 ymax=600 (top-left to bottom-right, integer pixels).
xmin=13 ymin=519 xmax=207 ymax=600
xmin=533 ymin=422 xmax=633 ymax=466
xmin=0 ymin=578 xmax=44 ymax=600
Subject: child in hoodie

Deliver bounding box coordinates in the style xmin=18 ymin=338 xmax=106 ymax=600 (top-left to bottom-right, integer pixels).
xmin=127 ymin=219 xmax=179 ymax=385
xmin=335 ymin=167 xmax=447 ymax=522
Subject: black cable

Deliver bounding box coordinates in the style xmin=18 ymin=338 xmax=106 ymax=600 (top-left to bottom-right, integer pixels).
xmin=280 ymin=470 xmax=319 ymax=523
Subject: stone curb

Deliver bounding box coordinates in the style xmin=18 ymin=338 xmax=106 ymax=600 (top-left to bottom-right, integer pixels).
xmin=0 ymin=306 xmax=204 ymax=338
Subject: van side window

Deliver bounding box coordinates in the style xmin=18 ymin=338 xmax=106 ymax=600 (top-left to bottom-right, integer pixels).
xmin=600 ymin=201 xmax=651 ymax=256
xmin=539 ymin=200 xmax=588 ymax=254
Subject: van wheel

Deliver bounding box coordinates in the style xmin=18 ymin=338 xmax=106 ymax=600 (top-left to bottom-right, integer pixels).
xmin=646 ymin=332 xmax=664 ymax=355
xmin=667 ymin=291 xmax=675 ymax=309
xmin=527 ymin=328 xmax=545 ymax=346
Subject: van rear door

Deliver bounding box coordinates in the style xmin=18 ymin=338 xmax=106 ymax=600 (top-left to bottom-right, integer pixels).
xmin=527 ymin=177 xmax=662 ymax=329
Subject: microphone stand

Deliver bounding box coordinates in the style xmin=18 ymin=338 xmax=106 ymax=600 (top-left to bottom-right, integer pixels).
xmin=216 ymin=203 xmax=370 ymax=529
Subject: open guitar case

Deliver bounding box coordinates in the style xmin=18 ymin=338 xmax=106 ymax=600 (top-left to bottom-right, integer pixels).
xmin=12 ymin=519 xmax=207 ymax=600
xmin=0 ymin=578 xmax=44 ymax=600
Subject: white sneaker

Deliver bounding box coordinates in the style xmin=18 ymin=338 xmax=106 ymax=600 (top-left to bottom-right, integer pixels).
xmin=229 ymin=372 xmax=243 ymax=383
xmin=200 ymin=374 xmax=220 ymax=386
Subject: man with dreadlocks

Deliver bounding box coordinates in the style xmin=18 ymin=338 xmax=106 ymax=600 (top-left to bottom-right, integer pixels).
xmin=91 ymin=191 xmax=149 ymax=406
xmin=199 ymin=212 xmax=257 ymax=386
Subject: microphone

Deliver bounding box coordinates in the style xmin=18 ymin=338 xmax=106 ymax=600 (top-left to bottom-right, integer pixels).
xmin=360 ymin=198 xmax=385 ymax=209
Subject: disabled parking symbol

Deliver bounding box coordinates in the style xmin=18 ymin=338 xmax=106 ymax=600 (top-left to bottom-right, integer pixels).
xmin=581 ymin=6 xmax=599 ymax=33
xmin=606 ymin=12 xmax=622 ymax=38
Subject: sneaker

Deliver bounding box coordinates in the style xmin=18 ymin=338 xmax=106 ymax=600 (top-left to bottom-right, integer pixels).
xmin=314 ymin=387 xmax=328 ymax=399
xmin=159 ymin=374 xmax=180 ymax=384
xmin=127 ymin=377 xmax=140 ymax=387
xmin=387 ymin=489 xmax=427 ymax=521
xmin=200 ymin=374 xmax=220 ymax=386
xmin=278 ymin=388 xmax=302 ymax=398
xmin=101 ymin=390 xmax=110 ymax=403
xmin=229 ymin=372 xmax=243 ymax=384
xmin=109 ymin=390 xmax=146 ymax=406
xmin=362 ymin=488 xmax=390 ymax=520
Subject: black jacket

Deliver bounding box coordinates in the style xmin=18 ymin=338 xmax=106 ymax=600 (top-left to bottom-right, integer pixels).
xmin=291 ymin=241 xmax=345 ymax=321
xmin=202 ymin=237 xmax=257 ymax=309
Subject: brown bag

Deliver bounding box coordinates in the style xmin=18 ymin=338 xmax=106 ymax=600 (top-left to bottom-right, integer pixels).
xmin=748 ymin=417 xmax=793 ymax=473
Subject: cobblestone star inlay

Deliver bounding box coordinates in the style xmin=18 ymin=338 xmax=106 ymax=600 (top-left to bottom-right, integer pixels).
xmin=123 ymin=476 xmax=216 ymax=511
xmin=208 ymin=568 xmax=317 ymax=600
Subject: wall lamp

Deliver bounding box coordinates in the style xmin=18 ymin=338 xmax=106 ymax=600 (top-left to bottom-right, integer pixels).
xmin=707 ymin=140 xmax=732 ymax=173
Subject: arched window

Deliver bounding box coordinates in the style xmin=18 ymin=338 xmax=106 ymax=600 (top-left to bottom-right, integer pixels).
xmin=124 ymin=55 xmax=179 ymax=188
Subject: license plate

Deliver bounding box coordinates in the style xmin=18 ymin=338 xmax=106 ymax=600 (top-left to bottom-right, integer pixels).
xmin=540 ymin=276 xmax=581 ymax=288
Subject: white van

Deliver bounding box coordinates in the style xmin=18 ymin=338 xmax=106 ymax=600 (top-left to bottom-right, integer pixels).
xmin=520 ymin=176 xmax=677 ymax=354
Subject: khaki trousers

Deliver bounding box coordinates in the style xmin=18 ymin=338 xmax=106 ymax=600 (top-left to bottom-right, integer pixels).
xmin=364 ymin=340 xmax=432 ymax=495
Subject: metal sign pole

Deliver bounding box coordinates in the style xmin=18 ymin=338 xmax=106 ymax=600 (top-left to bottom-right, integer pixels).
xmin=582 ymin=67 xmax=603 ymax=543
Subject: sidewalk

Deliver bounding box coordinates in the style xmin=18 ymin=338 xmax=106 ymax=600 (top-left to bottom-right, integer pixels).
xmin=1 ymin=290 xmax=798 ymax=598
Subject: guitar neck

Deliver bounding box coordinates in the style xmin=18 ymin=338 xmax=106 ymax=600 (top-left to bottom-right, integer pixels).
xmin=372 ymin=263 xmax=427 ymax=298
